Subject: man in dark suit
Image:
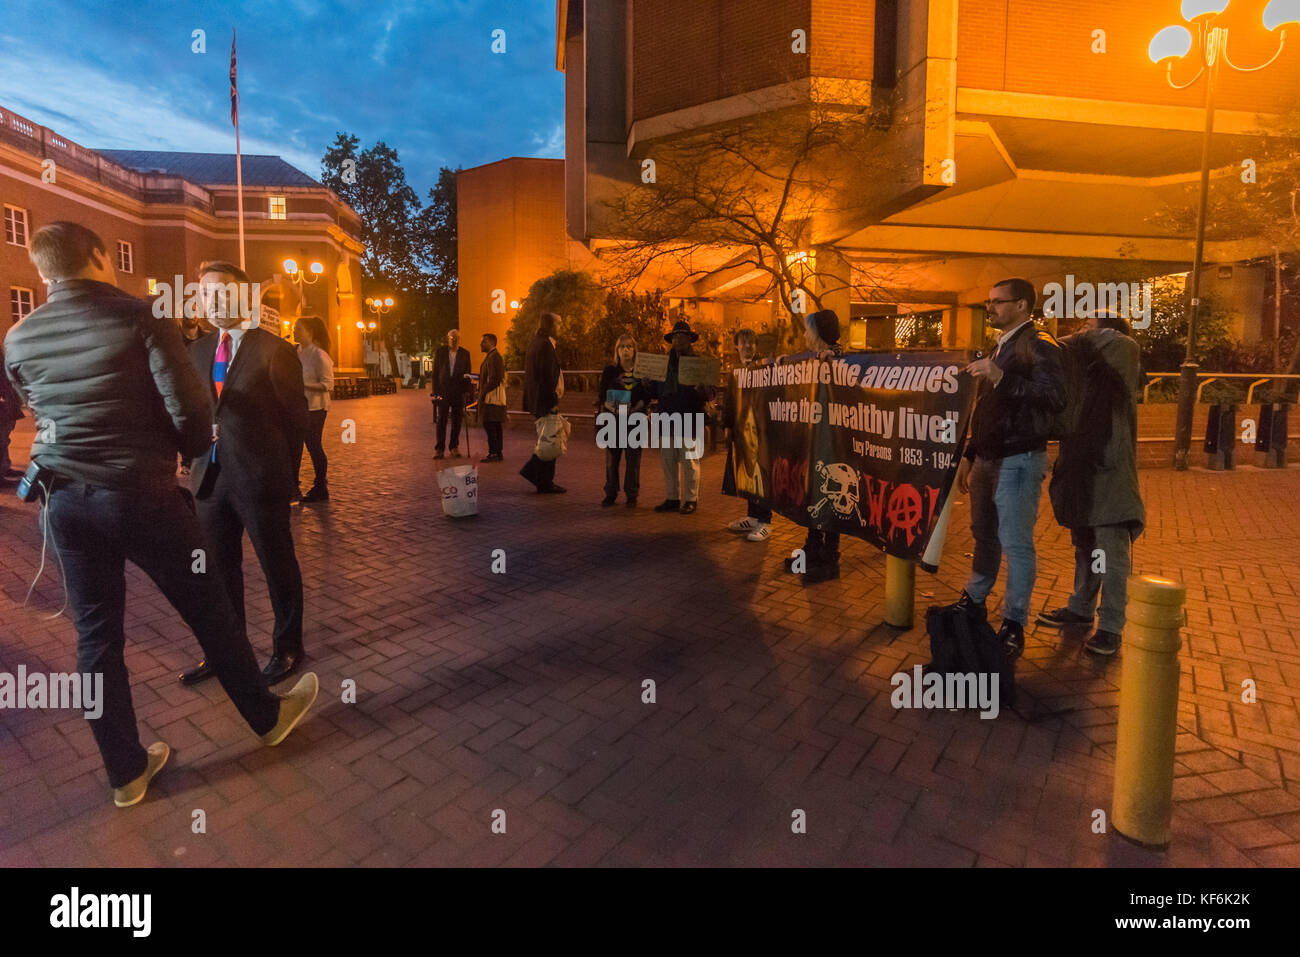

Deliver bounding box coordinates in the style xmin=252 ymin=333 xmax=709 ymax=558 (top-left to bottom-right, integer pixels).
xmin=179 ymin=261 xmax=310 ymax=687
xmin=432 ymin=328 xmax=472 ymax=458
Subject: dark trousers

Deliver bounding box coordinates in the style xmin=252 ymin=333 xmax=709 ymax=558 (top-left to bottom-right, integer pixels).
xmin=604 ymin=446 xmax=641 ymax=498
xmin=196 ymin=471 xmax=304 ymax=659
xmin=435 ymin=400 xmax=464 ymax=451
xmin=298 ymin=409 xmax=328 ymax=489
xmin=46 ymin=482 xmax=280 ymax=788
xmin=520 ymin=410 xmax=558 ymax=490
xmin=484 ymin=421 xmax=504 ymax=456
xmin=747 ymin=500 xmax=773 ymax=523
xmin=802 ymin=528 xmax=840 ymax=567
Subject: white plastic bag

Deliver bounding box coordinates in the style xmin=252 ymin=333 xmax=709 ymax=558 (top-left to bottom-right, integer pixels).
xmin=438 ymin=464 xmax=479 ymax=518
xmin=534 ymin=412 xmax=571 ymax=462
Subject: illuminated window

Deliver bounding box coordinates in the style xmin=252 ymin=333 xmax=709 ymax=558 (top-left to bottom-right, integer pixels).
xmin=10 ymin=286 xmax=35 ymax=322
xmin=4 ymin=205 xmax=28 ymax=246
xmin=117 ymin=240 xmax=133 ymax=273
xmin=269 ymin=196 xmax=287 ymax=220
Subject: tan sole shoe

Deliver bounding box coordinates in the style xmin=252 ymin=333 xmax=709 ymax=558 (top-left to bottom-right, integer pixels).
xmin=260 ymin=672 xmax=320 ymax=747
xmin=113 ymin=741 xmax=171 ymax=808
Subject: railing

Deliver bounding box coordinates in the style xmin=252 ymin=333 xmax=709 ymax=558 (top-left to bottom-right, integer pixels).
xmin=1142 ymin=372 xmax=1300 ymax=405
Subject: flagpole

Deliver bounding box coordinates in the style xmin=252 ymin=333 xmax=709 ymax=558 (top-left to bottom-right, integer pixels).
xmin=231 ymin=28 xmax=245 ymax=271
xmin=235 ymin=117 xmax=245 ymax=271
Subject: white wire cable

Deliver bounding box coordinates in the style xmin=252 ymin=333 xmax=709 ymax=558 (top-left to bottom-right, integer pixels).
xmin=21 ymin=479 xmax=69 ymax=620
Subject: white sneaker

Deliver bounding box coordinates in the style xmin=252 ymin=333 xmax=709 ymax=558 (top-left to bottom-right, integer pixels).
xmin=728 ymin=517 xmax=759 ymax=533
xmin=746 ymin=523 xmax=771 ymax=542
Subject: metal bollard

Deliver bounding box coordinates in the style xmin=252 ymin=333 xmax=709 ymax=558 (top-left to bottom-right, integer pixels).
xmin=883 ymin=555 xmax=915 ymax=629
xmin=1112 ymin=574 xmax=1186 ymax=848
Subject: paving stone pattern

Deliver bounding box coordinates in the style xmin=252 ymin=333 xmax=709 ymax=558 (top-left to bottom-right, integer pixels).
xmin=1 ymin=391 xmax=1298 ymax=867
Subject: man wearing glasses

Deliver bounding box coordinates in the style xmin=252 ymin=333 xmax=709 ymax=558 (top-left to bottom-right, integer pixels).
xmin=954 ymin=279 xmax=1066 ymax=658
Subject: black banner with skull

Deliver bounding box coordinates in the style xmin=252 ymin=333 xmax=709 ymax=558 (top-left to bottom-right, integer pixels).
xmin=724 ymin=350 xmax=976 ymax=564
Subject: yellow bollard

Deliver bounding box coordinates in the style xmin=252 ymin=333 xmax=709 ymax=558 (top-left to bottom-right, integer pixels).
xmin=1112 ymin=574 xmax=1186 ymax=848
xmin=883 ymin=555 xmax=915 ymax=629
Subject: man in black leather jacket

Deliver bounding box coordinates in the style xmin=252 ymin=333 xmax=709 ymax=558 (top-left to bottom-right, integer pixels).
xmin=954 ymin=278 xmax=1067 ymax=657
xmin=3 ymin=221 xmax=318 ymax=808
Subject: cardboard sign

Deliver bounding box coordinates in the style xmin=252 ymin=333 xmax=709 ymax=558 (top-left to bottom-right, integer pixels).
xmin=633 ymin=352 xmax=669 ymax=382
xmin=677 ymin=356 xmax=721 ymax=386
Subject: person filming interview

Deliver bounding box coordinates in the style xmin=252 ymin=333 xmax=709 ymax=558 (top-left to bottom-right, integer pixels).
xmin=2 ymin=222 xmax=318 ymax=808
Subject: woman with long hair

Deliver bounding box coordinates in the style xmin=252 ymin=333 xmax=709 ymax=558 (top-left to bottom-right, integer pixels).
xmin=294 ymin=315 xmax=334 ymax=503
xmin=597 ymin=333 xmax=648 ymax=506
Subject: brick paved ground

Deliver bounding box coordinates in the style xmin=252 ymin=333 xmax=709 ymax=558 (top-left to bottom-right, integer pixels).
xmin=2 ymin=390 xmax=1299 ymax=867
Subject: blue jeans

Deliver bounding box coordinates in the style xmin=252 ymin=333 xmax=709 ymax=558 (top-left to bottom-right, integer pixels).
xmin=964 ymin=450 xmax=1048 ymax=625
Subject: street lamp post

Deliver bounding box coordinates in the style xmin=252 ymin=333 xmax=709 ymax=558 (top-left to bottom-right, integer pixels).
xmin=365 ymin=296 xmax=395 ymax=373
xmin=283 ymin=257 xmax=324 ymax=312
xmin=1150 ymin=0 xmax=1297 ymax=469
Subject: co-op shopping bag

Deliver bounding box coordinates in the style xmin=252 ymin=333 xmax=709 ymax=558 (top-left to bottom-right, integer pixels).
xmin=438 ymin=463 xmax=479 ymax=518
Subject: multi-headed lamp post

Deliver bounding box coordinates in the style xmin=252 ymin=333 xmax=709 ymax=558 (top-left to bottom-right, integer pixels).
xmin=1148 ymin=0 xmax=1297 ymax=469
xmin=283 ymin=258 xmax=323 ymax=312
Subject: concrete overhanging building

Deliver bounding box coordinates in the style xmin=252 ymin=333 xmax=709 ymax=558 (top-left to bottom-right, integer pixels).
xmin=456 ymin=156 xmax=600 ymax=354
xmin=1 ymin=105 xmax=367 ymax=370
xmin=558 ymin=0 xmax=1299 ymax=350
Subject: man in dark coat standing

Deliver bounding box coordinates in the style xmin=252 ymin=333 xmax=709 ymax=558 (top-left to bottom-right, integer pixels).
xmin=478 ymin=332 xmax=507 ymax=461
xmin=1038 ymin=312 xmax=1145 ymax=656
xmin=179 ymin=261 xmax=310 ymax=687
xmin=519 ymin=312 xmax=565 ymax=493
xmin=432 ymin=328 xmax=472 ymax=458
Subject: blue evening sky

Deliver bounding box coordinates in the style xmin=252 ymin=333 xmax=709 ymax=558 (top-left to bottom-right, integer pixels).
xmin=0 ymin=0 xmax=564 ymax=196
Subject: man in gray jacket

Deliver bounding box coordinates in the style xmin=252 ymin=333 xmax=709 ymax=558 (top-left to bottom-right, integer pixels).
xmin=3 ymin=221 xmax=318 ymax=808
xmin=1037 ymin=311 xmax=1145 ymax=655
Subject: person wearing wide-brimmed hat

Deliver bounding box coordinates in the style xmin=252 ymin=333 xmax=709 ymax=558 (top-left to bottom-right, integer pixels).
xmin=646 ymin=319 xmax=710 ymax=514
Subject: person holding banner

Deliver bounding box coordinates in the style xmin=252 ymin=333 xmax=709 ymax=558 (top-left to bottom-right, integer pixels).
xmin=647 ymin=320 xmax=710 ymax=515
xmin=597 ymin=334 xmax=648 ymax=506
xmin=780 ymin=309 xmax=844 ymax=585
xmin=724 ymin=328 xmax=774 ymax=541
xmin=955 ymin=279 xmax=1067 ymax=658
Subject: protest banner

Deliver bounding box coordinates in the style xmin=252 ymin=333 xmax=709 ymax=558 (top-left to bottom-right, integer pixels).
xmin=677 ymin=356 xmax=720 ymax=386
xmin=725 ymin=351 xmax=976 ymax=565
xmin=633 ymin=352 xmax=669 ymax=382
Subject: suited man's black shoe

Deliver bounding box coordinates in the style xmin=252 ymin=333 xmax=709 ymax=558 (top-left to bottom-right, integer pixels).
xmin=179 ymin=660 xmax=215 ymax=685
xmin=263 ymin=650 xmax=304 ymax=684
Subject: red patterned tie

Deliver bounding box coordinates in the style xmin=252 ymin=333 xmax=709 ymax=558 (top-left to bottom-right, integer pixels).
xmin=214 ymin=332 xmax=231 ymax=398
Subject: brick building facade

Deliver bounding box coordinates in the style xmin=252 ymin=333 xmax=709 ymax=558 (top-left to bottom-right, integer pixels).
xmin=0 ymin=105 xmax=367 ymax=370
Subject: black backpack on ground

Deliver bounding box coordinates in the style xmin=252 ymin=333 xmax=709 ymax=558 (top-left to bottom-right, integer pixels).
xmin=924 ymin=603 xmax=1016 ymax=711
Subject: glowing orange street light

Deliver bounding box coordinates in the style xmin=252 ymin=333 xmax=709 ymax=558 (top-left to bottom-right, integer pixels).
xmin=1148 ymin=0 xmax=1297 ymax=469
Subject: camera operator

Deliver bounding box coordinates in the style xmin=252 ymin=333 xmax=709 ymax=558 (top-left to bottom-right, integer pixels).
xmin=3 ymin=222 xmax=319 ymax=809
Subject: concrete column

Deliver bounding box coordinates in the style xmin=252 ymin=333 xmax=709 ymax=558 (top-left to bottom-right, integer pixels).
xmin=814 ymin=245 xmax=852 ymax=325
xmin=946 ymin=304 xmax=984 ymax=349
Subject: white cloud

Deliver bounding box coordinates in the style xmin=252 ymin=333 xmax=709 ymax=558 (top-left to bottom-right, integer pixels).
xmin=531 ymin=122 xmax=564 ymax=158
xmin=0 ymin=38 xmax=321 ymax=177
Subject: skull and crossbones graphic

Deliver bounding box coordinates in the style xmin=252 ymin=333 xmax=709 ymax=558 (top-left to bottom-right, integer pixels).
xmin=808 ymin=461 xmax=864 ymax=524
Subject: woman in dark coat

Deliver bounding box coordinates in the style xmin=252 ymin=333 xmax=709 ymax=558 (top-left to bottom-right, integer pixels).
xmin=519 ymin=312 xmax=565 ymax=493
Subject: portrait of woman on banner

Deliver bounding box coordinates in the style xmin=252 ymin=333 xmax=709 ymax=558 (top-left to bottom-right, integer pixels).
xmin=732 ymin=399 xmax=767 ymax=497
